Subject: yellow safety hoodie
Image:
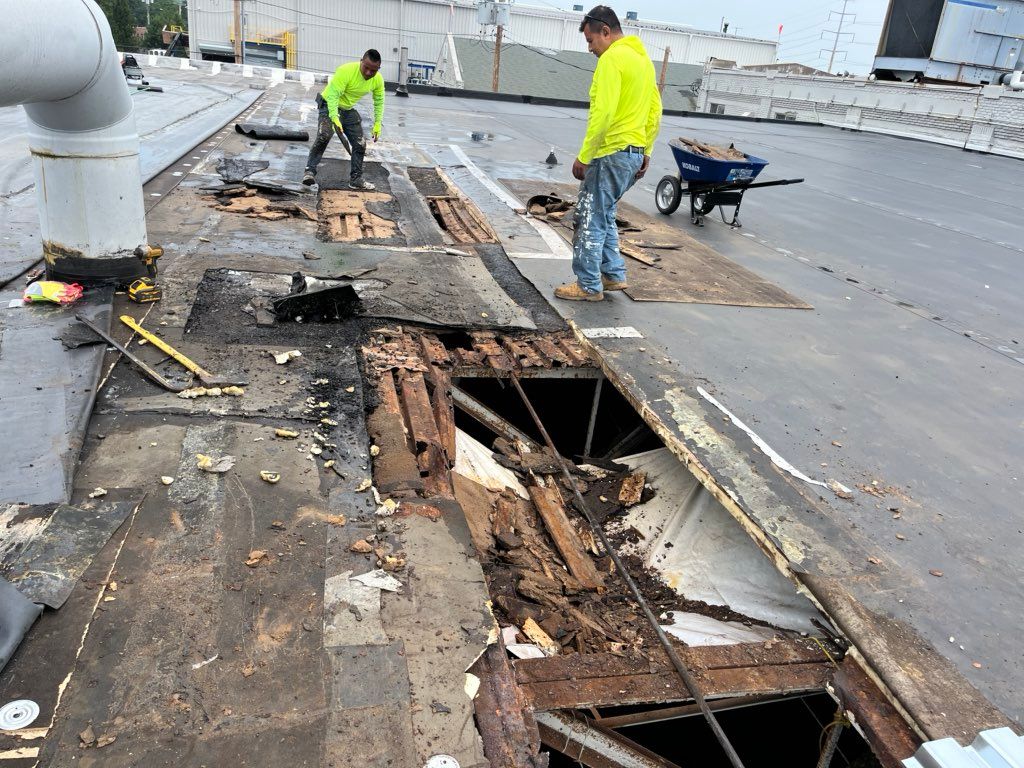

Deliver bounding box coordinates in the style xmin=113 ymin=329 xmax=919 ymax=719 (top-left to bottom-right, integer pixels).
xmin=578 ymin=36 xmax=662 ymax=164
xmin=322 ymin=61 xmax=385 ymax=133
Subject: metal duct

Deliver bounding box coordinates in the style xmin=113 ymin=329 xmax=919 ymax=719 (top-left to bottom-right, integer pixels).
xmin=0 ymin=0 xmax=149 ymax=282
xmin=1006 ymin=70 xmax=1024 ymax=91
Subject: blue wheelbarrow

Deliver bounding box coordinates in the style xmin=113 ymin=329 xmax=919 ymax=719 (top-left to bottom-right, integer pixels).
xmin=655 ymin=138 xmax=804 ymax=227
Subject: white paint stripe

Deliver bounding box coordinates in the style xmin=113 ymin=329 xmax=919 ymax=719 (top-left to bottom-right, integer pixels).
xmin=527 ymin=217 xmax=574 ymax=259
xmin=696 ymin=386 xmax=852 ymax=496
xmin=446 ymin=143 xmax=573 ymax=259
xmin=581 ymin=326 xmax=644 ymax=339
xmin=507 ymin=251 xmax=572 ymax=260
xmin=447 ymin=144 xmax=523 ymax=209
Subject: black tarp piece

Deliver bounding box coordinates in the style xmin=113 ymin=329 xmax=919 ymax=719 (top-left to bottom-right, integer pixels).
xmin=0 ymin=286 xmax=114 ymax=505
xmin=0 ymin=577 xmax=41 ymax=673
xmin=216 ymin=157 xmax=271 ymax=183
xmin=235 ymin=123 xmax=310 ymax=141
xmin=0 ymin=500 xmax=137 ymax=609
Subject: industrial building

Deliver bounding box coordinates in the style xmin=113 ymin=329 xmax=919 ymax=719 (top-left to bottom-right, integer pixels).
xmin=873 ymin=0 xmax=1024 ymax=85
xmin=185 ymin=0 xmax=777 ymax=82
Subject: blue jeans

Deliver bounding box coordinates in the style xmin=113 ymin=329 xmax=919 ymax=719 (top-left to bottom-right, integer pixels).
xmin=572 ymin=151 xmax=644 ymax=293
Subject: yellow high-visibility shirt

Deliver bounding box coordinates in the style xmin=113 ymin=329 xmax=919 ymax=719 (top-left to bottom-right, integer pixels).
xmin=322 ymin=61 xmax=385 ymax=132
xmin=578 ymin=36 xmax=662 ymax=164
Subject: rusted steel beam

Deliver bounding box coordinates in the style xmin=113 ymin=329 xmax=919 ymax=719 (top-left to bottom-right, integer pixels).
xmin=537 ymin=711 xmax=682 ymax=768
xmin=451 ymin=385 xmax=541 ymax=451
xmin=469 ymin=644 xmax=549 ymax=768
xmin=831 ymin=657 xmax=921 ymax=768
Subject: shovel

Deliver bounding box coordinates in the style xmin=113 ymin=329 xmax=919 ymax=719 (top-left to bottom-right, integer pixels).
xmin=75 ymin=314 xmax=189 ymax=393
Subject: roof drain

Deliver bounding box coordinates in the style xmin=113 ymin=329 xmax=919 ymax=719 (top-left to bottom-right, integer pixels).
xmin=0 ymin=0 xmax=149 ymax=283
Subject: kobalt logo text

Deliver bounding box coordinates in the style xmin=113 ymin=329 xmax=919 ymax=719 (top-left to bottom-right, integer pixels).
xmin=681 ymin=162 xmax=700 ymax=172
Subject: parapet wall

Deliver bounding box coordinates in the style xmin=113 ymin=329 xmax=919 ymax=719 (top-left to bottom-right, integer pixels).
xmin=698 ymin=68 xmax=1024 ymax=160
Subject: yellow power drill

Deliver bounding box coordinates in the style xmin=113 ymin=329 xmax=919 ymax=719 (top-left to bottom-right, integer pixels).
xmin=129 ymin=245 xmax=163 ymax=303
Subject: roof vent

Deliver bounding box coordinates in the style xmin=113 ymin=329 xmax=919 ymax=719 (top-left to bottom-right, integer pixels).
xmin=572 ymin=4 xmax=583 ymax=10
xmin=625 ymin=10 xmax=638 ymax=20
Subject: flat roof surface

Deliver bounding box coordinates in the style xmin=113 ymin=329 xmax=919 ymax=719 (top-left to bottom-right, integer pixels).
xmin=2 ymin=63 xmax=1019 ymax=745
xmin=381 ymin=93 xmax=1023 ymax=724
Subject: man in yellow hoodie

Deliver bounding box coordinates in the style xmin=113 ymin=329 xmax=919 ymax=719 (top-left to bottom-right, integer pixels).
xmin=555 ymin=6 xmax=662 ymax=301
xmin=303 ymin=49 xmax=385 ymax=190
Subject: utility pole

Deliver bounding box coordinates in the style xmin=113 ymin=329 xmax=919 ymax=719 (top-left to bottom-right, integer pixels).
xmin=822 ymin=0 xmax=855 ymax=74
xmin=233 ymin=0 xmax=242 ymax=63
xmin=658 ymin=46 xmax=671 ymax=93
xmin=492 ymin=23 xmax=503 ymax=92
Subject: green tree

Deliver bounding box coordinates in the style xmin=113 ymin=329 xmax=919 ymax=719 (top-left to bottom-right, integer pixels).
xmin=142 ymin=0 xmax=184 ymax=50
xmin=96 ymin=0 xmax=139 ymax=49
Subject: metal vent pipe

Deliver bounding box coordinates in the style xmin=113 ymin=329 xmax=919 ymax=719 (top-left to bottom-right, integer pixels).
xmin=0 ymin=0 xmax=148 ymax=282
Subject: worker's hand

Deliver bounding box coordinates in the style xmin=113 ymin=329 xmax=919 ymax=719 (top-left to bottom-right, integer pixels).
xmin=572 ymin=157 xmax=588 ymax=181
xmin=331 ymin=117 xmax=343 ymax=132
xmin=636 ymin=155 xmax=650 ymax=180
xmin=372 ymin=127 xmax=381 ymax=142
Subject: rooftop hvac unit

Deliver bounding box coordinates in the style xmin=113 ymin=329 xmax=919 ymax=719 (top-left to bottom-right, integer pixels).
xmin=477 ymin=1 xmax=510 ymax=26
xmin=573 ymin=4 xmax=583 ymax=9
xmin=626 ymin=10 xmax=638 ymax=20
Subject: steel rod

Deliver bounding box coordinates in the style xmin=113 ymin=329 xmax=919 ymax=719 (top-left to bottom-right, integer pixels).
xmin=816 ymin=709 xmax=846 ymax=768
xmin=583 ymin=378 xmax=603 ymax=457
xmin=509 ymin=374 xmax=747 ymax=768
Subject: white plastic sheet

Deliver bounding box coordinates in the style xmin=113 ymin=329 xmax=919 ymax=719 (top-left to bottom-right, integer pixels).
xmin=615 ymin=448 xmax=822 ymax=633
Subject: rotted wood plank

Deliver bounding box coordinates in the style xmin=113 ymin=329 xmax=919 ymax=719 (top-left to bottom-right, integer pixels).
xmin=519 ymin=659 xmax=830 ymax=711
xmin=529 ymin=337 xmax=573 ymax=367
xmin=431 ymin=368 xmax=457 ymax=463
xmin=527 ymin=485 xmax=604 ymax=591
xmin=368 ymin=373 xmax=423 ymax=494
xmin=418 ymin=333 xmax=452 ymax=368
xmin=399 ymin=371 xmax=441 ymax=449
xmin=469 ymin=644 xmax=549 ymax=768
xmin=556 ymin=338 xmax=591 ymax=366
xmin=501 ymin=337 xmax=548 ymax=369
xmin=472 ymin=332 xmax=516 ymax=371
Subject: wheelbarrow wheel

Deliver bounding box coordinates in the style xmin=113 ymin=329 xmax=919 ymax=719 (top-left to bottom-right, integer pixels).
xmin=655 ymin=175 xmax=681 ymax=215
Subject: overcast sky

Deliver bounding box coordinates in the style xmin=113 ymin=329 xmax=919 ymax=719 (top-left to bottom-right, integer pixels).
xmin=571 ymin=0 xmax=891 ymax=74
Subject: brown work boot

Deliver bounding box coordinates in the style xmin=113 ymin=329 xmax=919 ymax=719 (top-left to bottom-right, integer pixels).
xmin=554 ymin=282 xmax=603 ymax=301
xmin=602 ymin=275 xmax=629 ymax=291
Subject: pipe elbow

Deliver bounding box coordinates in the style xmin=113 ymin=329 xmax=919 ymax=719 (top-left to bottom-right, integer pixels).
xmin=1 ymin=0 xmax=134 ymax=132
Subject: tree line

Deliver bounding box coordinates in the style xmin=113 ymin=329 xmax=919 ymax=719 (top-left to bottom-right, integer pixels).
xmin=97 ymin=0 xmax=187 ymax=52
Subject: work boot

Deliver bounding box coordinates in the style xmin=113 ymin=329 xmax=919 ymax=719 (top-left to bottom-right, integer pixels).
xmin=349 ymin=177 xmax=376 ymax=191
xmin=601 ymin=275 xmax=629 ymax=291
xmin=302 ymin=170 xmax=316 ymax=186
xmin=554 ymin=282 xmax=603 ymax=302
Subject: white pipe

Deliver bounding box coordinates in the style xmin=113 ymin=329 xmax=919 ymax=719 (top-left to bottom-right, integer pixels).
xmin=0 ymin=0 xmax=148 ymax=282
xmin=1007 ymin=70 xmax=1024 ymax=91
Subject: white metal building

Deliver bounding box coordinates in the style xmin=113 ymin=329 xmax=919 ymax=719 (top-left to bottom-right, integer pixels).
xmin=186 ymin=0 xmax=777 ymax=82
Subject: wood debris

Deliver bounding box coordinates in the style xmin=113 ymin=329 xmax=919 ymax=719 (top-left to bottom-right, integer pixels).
xmin=677 ymin=136 xmax=747 ymax=161
xmin=617 ymin=471 xmax=646 ymax=506
xmin=428 ymin=195 xmax=498 ymax=243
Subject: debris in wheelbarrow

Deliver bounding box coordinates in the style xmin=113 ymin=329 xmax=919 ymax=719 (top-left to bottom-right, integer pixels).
xmin=676 ymin=137 xmax=746 ymax=161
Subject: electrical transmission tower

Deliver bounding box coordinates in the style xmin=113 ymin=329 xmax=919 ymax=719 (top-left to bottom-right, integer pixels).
xmin=821 ymin=0 xmax=855 ymax=74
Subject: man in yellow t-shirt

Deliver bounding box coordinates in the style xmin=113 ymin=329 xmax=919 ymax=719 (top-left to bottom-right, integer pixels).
xmin=555 ymin=6 xmax=662 ymax=301
xmin=303 ymin=49 xmax=386 ymax=190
